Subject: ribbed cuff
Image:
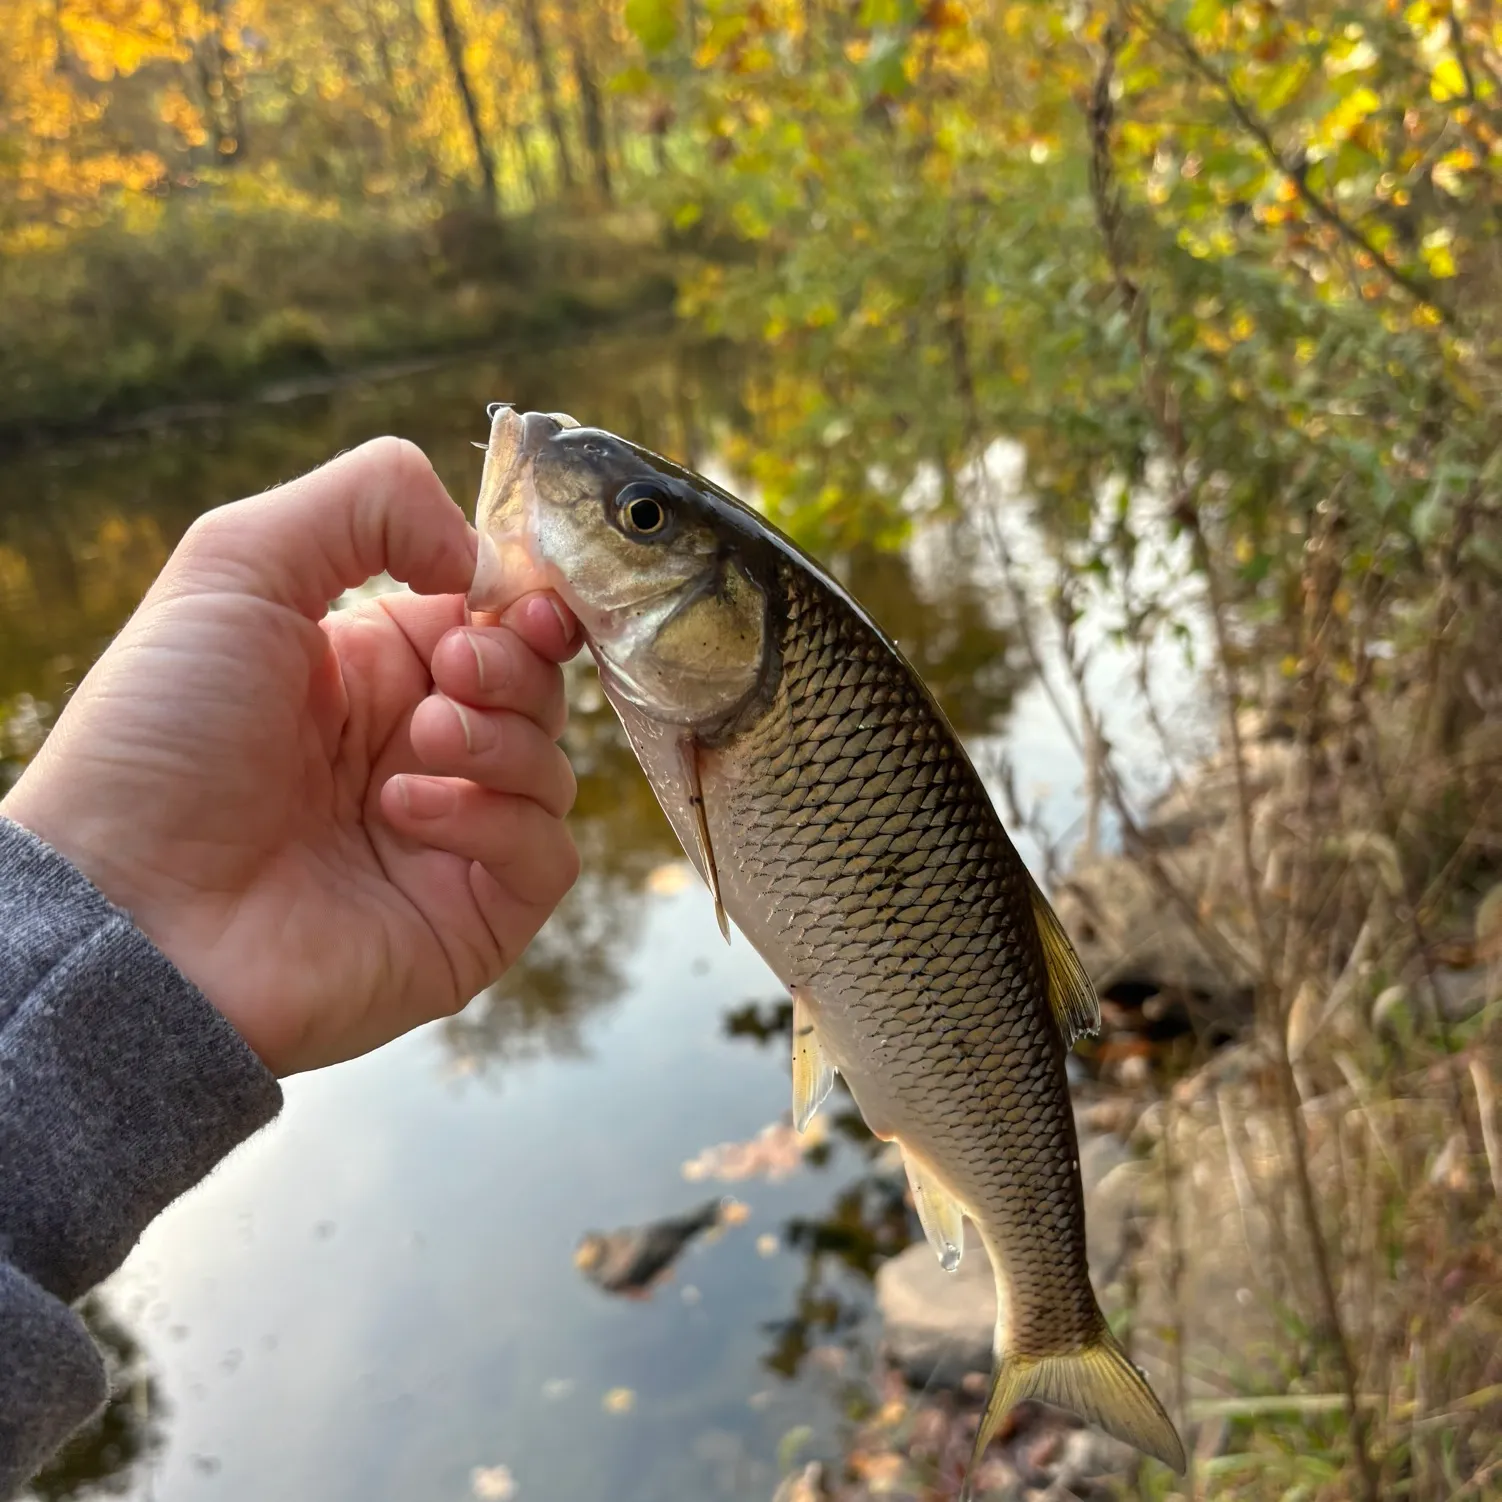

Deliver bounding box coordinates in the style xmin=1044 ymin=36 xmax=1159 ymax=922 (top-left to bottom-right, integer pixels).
xmin=0 ymin=1258 xmax=108 ymax=1496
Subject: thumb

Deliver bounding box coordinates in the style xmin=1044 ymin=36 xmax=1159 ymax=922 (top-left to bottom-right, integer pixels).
xmin=170 ymin=437 xmax=477 ymax=618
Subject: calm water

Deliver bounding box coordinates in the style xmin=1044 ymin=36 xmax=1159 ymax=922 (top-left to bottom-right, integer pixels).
xmin=0 ymin=338 xmax=1197 ymax=1502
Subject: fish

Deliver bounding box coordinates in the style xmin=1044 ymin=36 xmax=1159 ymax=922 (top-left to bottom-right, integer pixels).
xmin=467 ymin=407 xmax=1186 ymax=1488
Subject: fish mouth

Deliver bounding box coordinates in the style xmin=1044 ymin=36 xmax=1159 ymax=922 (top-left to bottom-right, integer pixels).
xmin=467 ymin=407 xmax=566 ymax=615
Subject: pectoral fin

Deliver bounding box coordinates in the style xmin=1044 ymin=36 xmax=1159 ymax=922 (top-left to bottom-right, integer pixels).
xmin=1027 ymin=871 xmax=1101 ymax=1048
xmin=791 ymin=987 xmax=836 ymax=1133
xmin=901 ymin=1147 xmax=965 ymax=1272
xmin=679 ymin=736 xmax=730 ymax=944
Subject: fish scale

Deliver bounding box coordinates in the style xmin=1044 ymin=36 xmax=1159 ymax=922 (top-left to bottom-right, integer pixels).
xmin=705 ymin=555 xmax=1100 ymax=1356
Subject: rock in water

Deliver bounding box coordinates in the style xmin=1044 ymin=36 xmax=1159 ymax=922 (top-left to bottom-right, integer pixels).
xmin=876 ymin=1238 xmax=996 ymax=1388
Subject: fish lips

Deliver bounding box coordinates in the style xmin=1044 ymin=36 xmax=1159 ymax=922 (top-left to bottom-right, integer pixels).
xmin=467 ymin=407 xmax=569 ymax=616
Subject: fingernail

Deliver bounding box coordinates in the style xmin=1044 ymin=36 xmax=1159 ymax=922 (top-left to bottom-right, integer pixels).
xmin=445 ymin=697 xmax=477 ymax=753
xmin=463 ymin=630 xmax=486 ymax=691
xmin=396 ymin=775 xmax=455 ymax=819
xmin=544 ymin=595 xmax=577 ymax=645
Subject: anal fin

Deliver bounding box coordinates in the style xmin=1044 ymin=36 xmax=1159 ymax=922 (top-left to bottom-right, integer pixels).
xmin=1026 ymin=870 xmax=1101 ymax=1048
xmin=679 ymin=736 xmax=730 ymax=943
xmin=901 ymin=1147 xmax=965 ymax=1272
xmin=791 ymin=987 xmax=836 ymax=1133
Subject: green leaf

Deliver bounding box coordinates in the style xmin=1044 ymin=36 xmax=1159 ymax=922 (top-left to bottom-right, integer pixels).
xmin=610 ymin=63 xmax=655 ymax=94
xmin=624 ymin=0 xmax=679 ymax=53
xmin=859 ymin=32 xmax=910 ymax=101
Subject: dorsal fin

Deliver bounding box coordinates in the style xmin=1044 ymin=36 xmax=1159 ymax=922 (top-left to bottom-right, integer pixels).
xmin=1026 ymin=871 xmax=1101 ymax=1048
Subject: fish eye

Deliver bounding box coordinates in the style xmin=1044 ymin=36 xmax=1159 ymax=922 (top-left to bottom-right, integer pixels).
xmin=616 ymin=481 xmax=672 ymax=537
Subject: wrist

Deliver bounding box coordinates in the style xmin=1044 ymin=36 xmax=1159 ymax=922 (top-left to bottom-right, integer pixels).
xmin=0 ymin=786 xmax=260 ymax=1064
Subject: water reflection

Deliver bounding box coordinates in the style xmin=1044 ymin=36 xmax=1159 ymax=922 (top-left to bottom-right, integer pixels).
xmin=26 ymin=1297 xmax=165 ymax=1501
xmin=718 ymin=1001 xmax=918 ymax=1392
xmin=764 ymin=1172 xmax=912 ymax=1386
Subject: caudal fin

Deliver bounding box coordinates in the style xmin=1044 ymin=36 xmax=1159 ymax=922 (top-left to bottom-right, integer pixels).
xmin=960 ymin=1333 xmax=1186 ymax=1498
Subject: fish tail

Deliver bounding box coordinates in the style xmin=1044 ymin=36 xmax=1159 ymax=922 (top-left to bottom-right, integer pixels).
xmin=960 ymin=1329 xmax=1186 ymax=1497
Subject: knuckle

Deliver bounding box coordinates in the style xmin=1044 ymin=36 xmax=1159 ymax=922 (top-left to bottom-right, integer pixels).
xmin=178 ymin=500 xmax=238 ymax=553
xmin=166 ymin=500 xmax=259 ymax=588
xmin=435 ymin=986 xmax=470 ymax=1020
xmin=363 ymin=433 xmax=430 ymax=479
xmin=553 ymin=828 xmax=582 ymax=894
xmin=555 ymin=755 xmax=578 ymax=817
xmin=481 ymin=637 xmax=520 ymax=701
xmin=545 ymin=681 xmax=569 ymax=739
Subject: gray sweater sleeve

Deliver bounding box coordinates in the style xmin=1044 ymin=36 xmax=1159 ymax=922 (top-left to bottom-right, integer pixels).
xmin=0 ymin=818 xmax=282 ymax=1498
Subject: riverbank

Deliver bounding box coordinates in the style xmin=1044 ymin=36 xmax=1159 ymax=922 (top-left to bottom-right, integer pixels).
xmin=0 ymin=197 xmax=678 ymax=448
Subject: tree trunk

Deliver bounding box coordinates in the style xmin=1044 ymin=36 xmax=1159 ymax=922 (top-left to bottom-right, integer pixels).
xmin=517 ymin=121 xmax=548 ymax=206
xmin=433 ymin=0 xmax=498 ymax=208
xmin=363 ymin=0 xmax=417 ymax=178
xmin=569 ymin=34 xmax=611 ymax=200
xmin=520 ymin=0 xmax=576 ymax=191
xmin=194 ymin=0 xmax=246 ymax=161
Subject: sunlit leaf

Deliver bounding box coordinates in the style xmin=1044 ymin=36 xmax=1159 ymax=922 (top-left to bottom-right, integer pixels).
xmin=625 ymin=0 xmax=680 ymax=52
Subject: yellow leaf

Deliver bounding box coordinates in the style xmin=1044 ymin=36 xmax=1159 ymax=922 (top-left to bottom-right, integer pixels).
xmin=1431 ymin=55 xmax=1467 ymax=101
xmin=1424 ymin=242 xmax=1457 ymax=277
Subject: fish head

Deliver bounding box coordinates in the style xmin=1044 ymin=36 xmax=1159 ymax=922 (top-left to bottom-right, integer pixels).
xmin=469 ymin=407 xmax=770 ymax=728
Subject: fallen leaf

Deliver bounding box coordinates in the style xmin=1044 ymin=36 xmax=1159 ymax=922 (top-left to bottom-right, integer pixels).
xmin=603 ymin=1386 xmax=636 ymax=1414
xmin=849 ymin=1450 xmax=905 ymax=1488
xmin=756 ymin=1233 xmax=780 ymax=1257
xmin=681 ymin=1119 xmax=828 ymax=1183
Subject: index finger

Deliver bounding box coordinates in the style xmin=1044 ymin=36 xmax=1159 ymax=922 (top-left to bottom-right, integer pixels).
xmin=173 ymin=437 xmax=476 ymax=619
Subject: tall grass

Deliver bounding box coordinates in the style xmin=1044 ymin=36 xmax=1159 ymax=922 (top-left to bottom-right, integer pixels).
xmin=0 ymin=186 xmax=674 ymax=440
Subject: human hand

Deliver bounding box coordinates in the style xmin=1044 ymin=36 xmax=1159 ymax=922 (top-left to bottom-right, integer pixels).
xmin=1 ymin=438 xmax=582 ymax=1075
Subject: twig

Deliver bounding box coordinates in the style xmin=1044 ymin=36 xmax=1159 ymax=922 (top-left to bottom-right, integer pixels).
xmin=1332 ymin=1052 xmax=1401 ymax=1181
xmin=1159 ymin=1093 xmax=1193 ymax=1494
xmin=1215 ymin=1087 xmax=1264 ymax=1274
